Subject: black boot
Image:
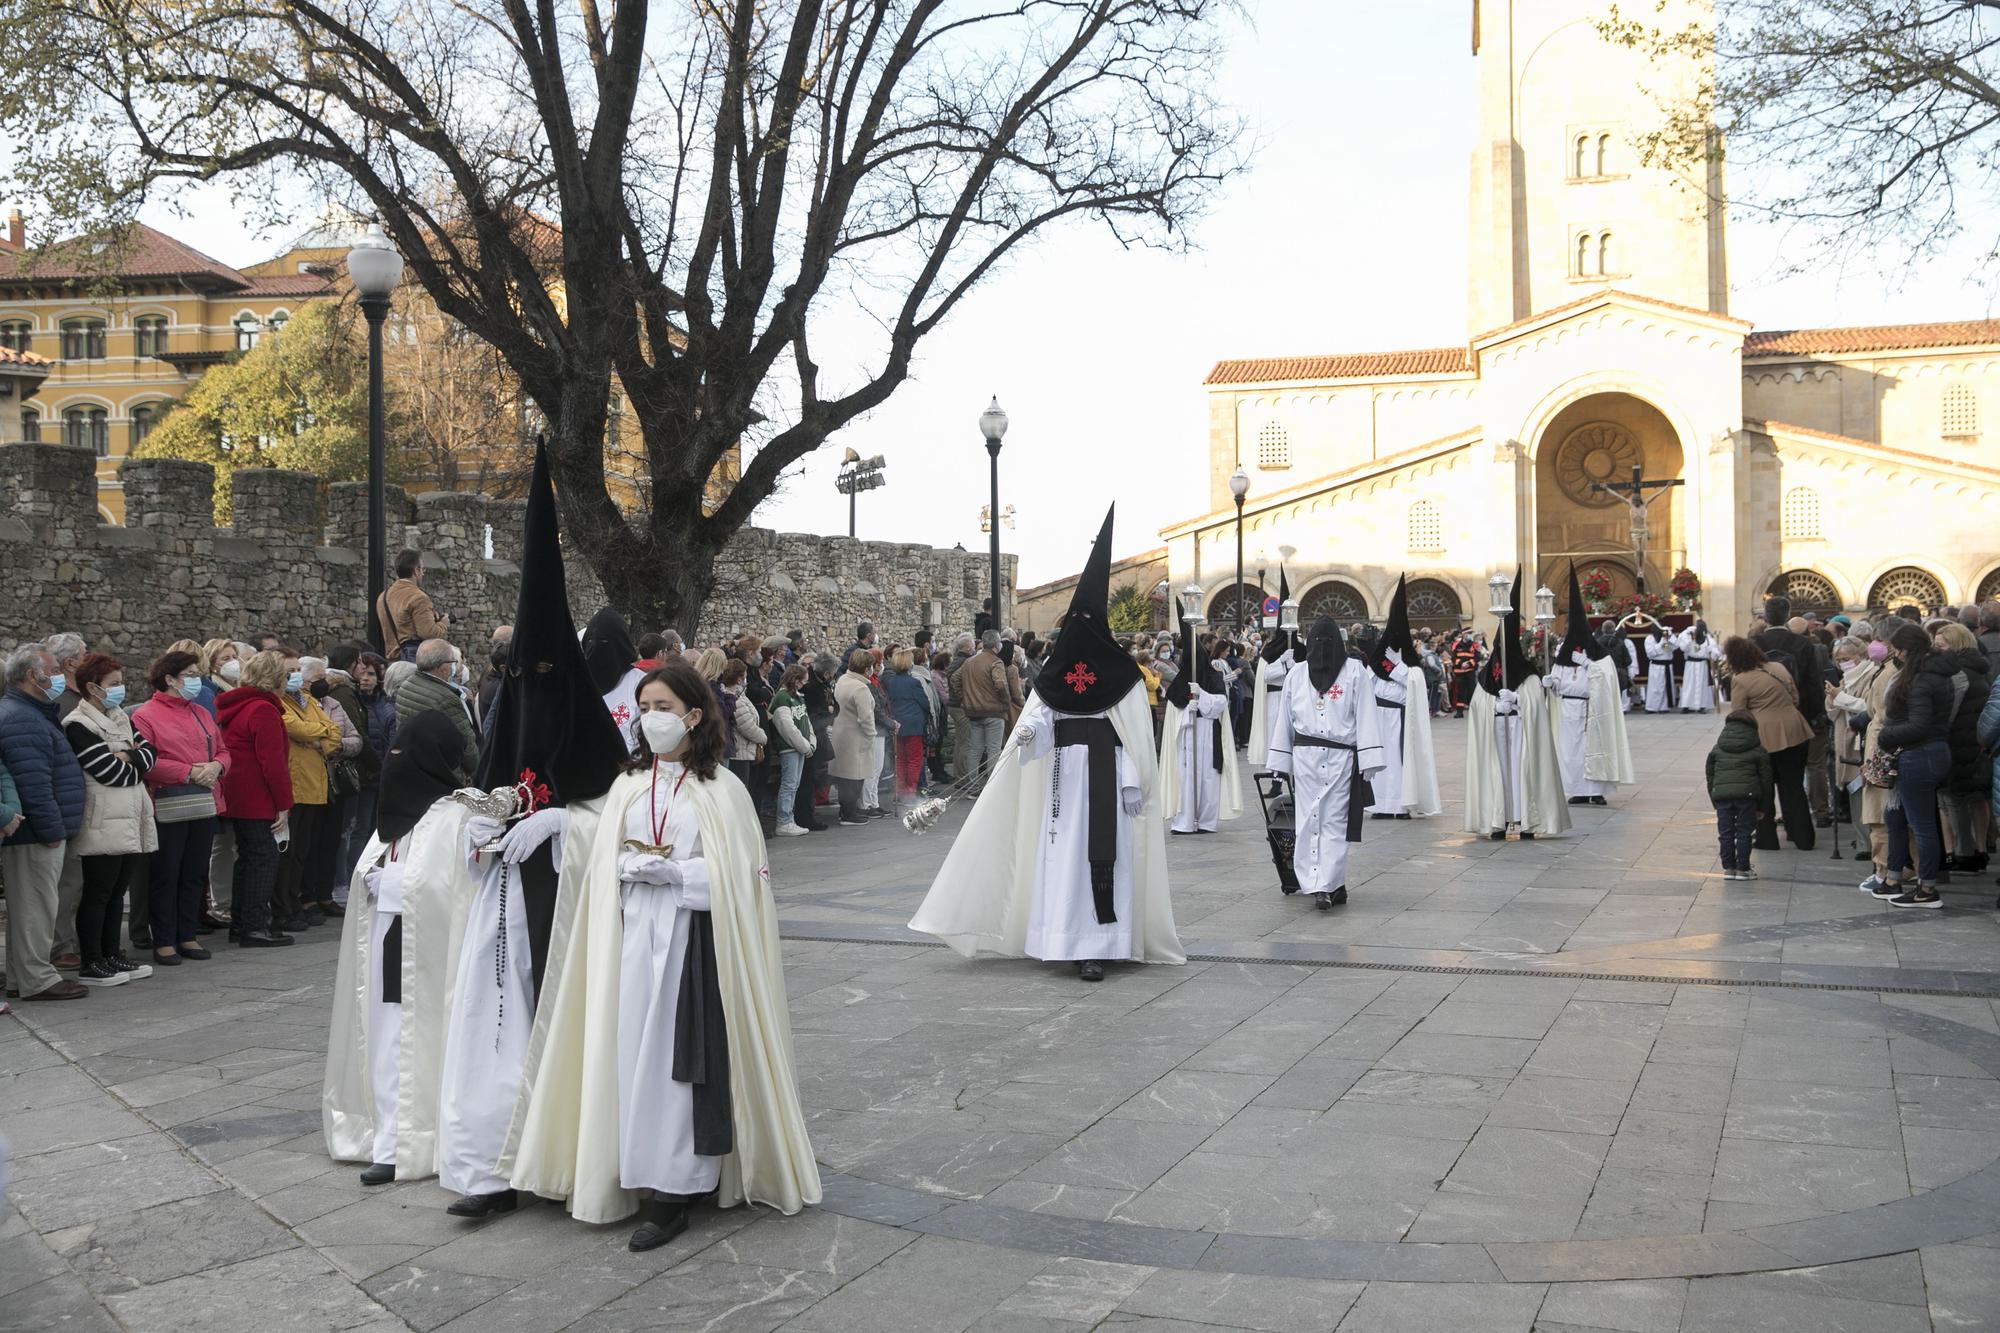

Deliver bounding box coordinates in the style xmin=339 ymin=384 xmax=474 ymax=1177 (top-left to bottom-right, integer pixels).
xmin=447 ymin=1189 xmax=518 ymax=1219
xmin=360 ymin=1162 xmax=395 ymax=1186
xmin=628 ymin=1197 xmax=690 ymax=1252
xmin=1077 ymin=959 xmax=1105 ymax=982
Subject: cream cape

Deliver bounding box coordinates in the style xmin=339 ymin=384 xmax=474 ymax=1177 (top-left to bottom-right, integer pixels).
xmin=1462 ymin=685 xmax=1571 ymax=837
xmin=1397 ymin=664 xmax=1443 ymax=817
xmin=909 ymin=686 xmax=1183 ymax=964
xmin=1583 ymin=655 xmax=1636 ymax=785
xmin=1159 ymin=693 xmax=1245 ymax=826
xmin=323 ymin=800 xmax=477 ymax=1174
xmin=500 ymin=768 xmax=818 ymax=1223
xmin=1247 ymin=652 xmax=1291 ymax=769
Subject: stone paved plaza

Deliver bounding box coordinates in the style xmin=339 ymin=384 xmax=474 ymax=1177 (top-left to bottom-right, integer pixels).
xmin=4 ymin=712 xmax=2000 ymax=1332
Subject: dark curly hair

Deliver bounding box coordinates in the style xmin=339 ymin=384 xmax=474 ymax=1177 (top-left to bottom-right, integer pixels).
xmin=145 ymin=650 xmax=202 ymax=693
xmin=623 ymin=660 xmax=725 ymax=780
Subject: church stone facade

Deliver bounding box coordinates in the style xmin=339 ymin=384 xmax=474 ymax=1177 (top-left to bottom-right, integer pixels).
xmin=1165 ymin=0 xmax=2000 ymax=635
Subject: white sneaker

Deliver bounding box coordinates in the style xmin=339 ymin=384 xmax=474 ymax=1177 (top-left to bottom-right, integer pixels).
xmin=774 ymin=823 xmax=808 ymax=838
xmin=1859 ymin=874 xmax=1886 ymax=894
xmin=76 ymin=961 xmax=128 ymax=987
xmin=1722 ymin=870 xmax=1742 ymax=881
xmin=1740 ymin=868 xmax=1758 ymax=880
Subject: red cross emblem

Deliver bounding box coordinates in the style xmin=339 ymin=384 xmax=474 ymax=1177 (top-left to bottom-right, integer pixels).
xmin=611 ymin=703 xmax=631 ymax=726
xmin=1324 ymin=683 xmax=1344 ymax=701
xmin=1065 ymin=662 xmax=1097 ymax=694
xmin=514 ymin=767 xmax=552 ymax=814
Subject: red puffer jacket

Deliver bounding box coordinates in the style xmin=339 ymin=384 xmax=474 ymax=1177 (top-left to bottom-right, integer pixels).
xmin=217 ymin=688 xmax=294 ymax=819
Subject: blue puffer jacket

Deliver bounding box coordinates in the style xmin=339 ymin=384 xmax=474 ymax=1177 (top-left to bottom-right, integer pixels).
xmin=0 ymin=689 xmax=87 ymax=844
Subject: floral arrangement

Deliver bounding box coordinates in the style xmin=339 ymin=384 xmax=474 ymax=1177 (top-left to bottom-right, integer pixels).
xmin=1612 ymin=591 xmax=1675 ymax=620
xmin=1579 ymin=566 xmax=1614 ymax=603
xmin=1669 ymin=567 xmax=1702 ymax=611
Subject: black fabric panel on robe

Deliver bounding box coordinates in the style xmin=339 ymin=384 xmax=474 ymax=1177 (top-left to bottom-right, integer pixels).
xmin=673 ymin=909 xmax=735 ymax=1158
xmin=1210 ymin=719 xmax=1224 ymax=774
xmin=517 ymin=842 xmax=560 ymax=1005
xmin=380 ymin=913 xmax=403 ymax=1005
xmin=1054 ymin=718 xmax=1122 ymax=925
xmin=1293 ymin=736 xmax=1374 ymax=842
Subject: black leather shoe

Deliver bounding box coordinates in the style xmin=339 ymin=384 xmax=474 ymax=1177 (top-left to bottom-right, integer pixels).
xmin=1077 ymin=959 xmax=1105 ymax=982
xmin=447 ymin=1190 xmax=518 ymax=1218
xmin=240 ymin=931 xmax=296 ymax=948
xmin=628 ymin=1201 xmax=690 ymax=1252
xmin=151 ymin=949 xmax=184 ymax=966
xmin=1568 ymin=796 xmax=1590 ymax=805
xmin=1589 ymin=796 xmax=1608 ymax=806
xmin=179 ymin=945 xmax=212 ymax=961
xmin=1489 ymin=830 xmax=1506 ymax=841
xmin=360 ymin=1162 xmax=395 ymax=1186
xmin=1520 ymin=831 xmax=1536 ymax=840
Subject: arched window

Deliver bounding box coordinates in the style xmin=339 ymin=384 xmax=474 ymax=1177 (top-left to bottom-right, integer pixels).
xmin=1405 ymin=578 xmax=1463 ymax=631
xmin=267 ymin=309 xmax=290 ymax=335
xmin=1297 ymin=580 xmax=1367 ymax=625
xmin=1977 ymin=566 xmax=2000 ymax=605
xmin=1597 ymin=231 xmax=1614 ymax=276
xmin=60 ymin=317 xmax=106 ymax=360
xmin=0 ymin=320 xmax=29 ymax=352
xmin=1942 ymin=383 xmax=1979 ymax=439
xmin=130 ymin=403 xmax=162 ymax=445
xmin=1574 ymin=135 xmax=1590 ymax=178
xmin=1575 ymin=233 xmax=1594 ymax=277
xmin=20 ymin=408 xmax=40 ymax=443
xmin=1768 ymin=570 xmax=1840 ymax=616
xmin=1257 ymin=421 xmax=1290 ymax=470
xmin=64 ymin=407 xmax=109 ymax=456
xmin=234 ymin=313 xmax=262 ymax=351
xmin=1868 ymin=567 xmax=1947 ymax=617
xmin=1407 ymin=500 xmax=1442 ymax=552
xmin=1780 ymin=487 xmax=1820 ymax=540
xmin=133 ymin=316 xmax=169 ymax=357
xmin=1596 ymin=133 xmax=1612 ymax=176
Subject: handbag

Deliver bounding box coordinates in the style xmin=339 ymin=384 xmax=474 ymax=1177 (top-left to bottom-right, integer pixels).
xmin=329 ymin=755 xmax=362 ymax=798
xmin=154 ymin=726 xmax=219 ymax=823
xmin=1860 ymin=747 xmax=1901 ymax=789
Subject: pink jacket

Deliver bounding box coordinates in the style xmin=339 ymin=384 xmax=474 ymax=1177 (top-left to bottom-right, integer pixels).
xmin=133 ymin=692 xmax=233 ymax=818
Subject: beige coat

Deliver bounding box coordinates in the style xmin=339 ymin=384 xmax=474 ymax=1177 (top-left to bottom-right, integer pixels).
xmin=1729 ymin=664 xmax=1813 ymax=752
xmin=67 ymin=703 xmax=160 ymax=857
xmin=1836 ymin=662 xmax=1899 ymax=826
xmin=829 ymin=671 xmax=877 ymax=781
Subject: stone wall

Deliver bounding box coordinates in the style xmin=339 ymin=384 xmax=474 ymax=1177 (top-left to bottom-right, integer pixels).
xmin=1 ymin=444 xmax=1013 ymax=665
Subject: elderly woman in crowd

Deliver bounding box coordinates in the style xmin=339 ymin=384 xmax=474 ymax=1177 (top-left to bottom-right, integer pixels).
xmin=1931 ymin=620 xmax=1993 ymax=875
xmin=217 ymin=650 xmax=295 ymax=947
xmin=713 ymin=657 xmax=768 ymax=793
xmin=133 ymin=649 xmax=230 ymax=967
xmin=63 ymin=653 xmax=158 ymax=986
xmin=830 ymin=649 xmax=878 ymax=826
xmin=275 ymin=648 xmax=343 ymax=931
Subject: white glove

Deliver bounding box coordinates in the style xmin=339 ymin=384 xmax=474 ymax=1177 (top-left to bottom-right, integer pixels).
xmin=362 ymin=864 xmax=384 ymax=902
xmin=465 ymin=815 xmax=506 ymax=850
xmin=618 ymin=852 xmax=683 ymax=887
xmin=1121 ymin=788 xmax=1144 ymax=817
xmin=1013 ymin=718 xmax=1041 ymax=752
xmin=498 ymin=806 xmax=568 ymax=865
xmin=1498 ymin=688 xmax=1519 ymax=708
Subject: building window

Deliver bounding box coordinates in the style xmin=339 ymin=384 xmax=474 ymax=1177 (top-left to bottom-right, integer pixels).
xmin=21 ymin=408 xmax=39 ymax=443
xmin=1596 ymin=133 xmax=1612 ymax=176
xmin=133 ymin=316 xmax=169 ymax=357
xmin=1869 ymin=567 xmax=1946 ymax=616
xmin=234 ymin=313 xmax=262 ymax=351
xmin=1407 ymin=500 xmax=1442 ymax=552
xmin=1943 ymin=383 xmax=1979 ymax=439
xmin=60 ymin=318 xmax=106 ymax=360
xmin=0 ymin=320 xmax=29 ymax=352
xmin=1781 ymin=487 xmax=1821 ymax=540
xmin=267 ymin=309 xmax=290 ymax=335
xmin=131 ymin=403 xmax=161 ymax=446
xmin=1573 ymin=134 xmax=1590 ymax=179
xmin=64 ymin=407 xmax=109 ymax=456
xmin=1598 ymin=231 xmax=1614 ymax=276
xmin=1256 ymin=421 xmax=1290 ymax=470
xmin=1575 ymin=233 xmax=1595 ymax=277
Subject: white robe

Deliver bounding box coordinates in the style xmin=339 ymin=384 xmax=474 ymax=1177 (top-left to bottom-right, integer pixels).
xmin=910 ymin=685 xmax=1182 ymax=965
xmin=1546 ymin=664 xmax=1613 ymax=798
xmin=1247 ymin=650 xmax=1293 ymax=770
xmin=604 ymin=666 xmax=648 ymax=753
xmin=1463 ymin=683 xmax=1570 ymax=837
xmin=1584 ymin=655 xmax=1636 ymax=786
xmin=1643 ymin=637 xmax=1677 ymax=712
xmin=1163 ymin=685 xmax=1238 ymax=832
xmin=1364 ymin=661 xmax=1412 ymax=815
xmin=366 ymin=860 xmax=408 ymax=1167
xmin=1267 ymin=658 xmax=1384 ymax=895
xmin=436 ymin=798 xmax=602 ymax=1198
xmin=323 ymin=802 xmax=479 ymax=1176
xmin=1677 ymin=633 xmax=1719 ymax=711
xmin=616 ymin=762 xmax=722 ymax=1196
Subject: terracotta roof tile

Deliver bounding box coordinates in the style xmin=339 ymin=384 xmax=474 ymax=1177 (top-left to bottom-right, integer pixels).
xmin=1744 ymin=320 xmax=2000 ymax=356
xmin=1205 ymin=347 xmax=1472 ymax=385
xmin=0 ymin=345 xmax=51 ymax=367
xmin=237 ymin=272 xmax=336 ymax=297
xmin=1 ymin=222 xmax=251 ymax=287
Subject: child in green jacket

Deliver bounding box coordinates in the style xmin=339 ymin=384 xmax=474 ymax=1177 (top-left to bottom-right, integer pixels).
xmin=1706 ymin=713 xmax=1773 ymax=880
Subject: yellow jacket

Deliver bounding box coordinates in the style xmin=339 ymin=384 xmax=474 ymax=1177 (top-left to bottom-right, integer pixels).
xmin=281 ymin=692 xmax=342 ymax=806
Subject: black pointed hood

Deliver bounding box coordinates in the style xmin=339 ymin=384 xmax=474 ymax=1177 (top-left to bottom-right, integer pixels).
xmin=1162 ymin=603 xmax=1192 ymax=710
xmin=1503 ymin=566 xmax=1537 ymax=689
xmin=1033 ymin=505 xmax=1144 ymax=715
xmin=474 ymin=439 xmax=625 ymax=806
xmin=1560 ymin=562 xmax=1604 ymax=663
xmin=1377 ymin=575 xmax=1415 ymax=676
xmin=1306 ymin=617 xmax=1347 ymax=694
xmin=376 ymin=711 xmax=467 ymax=844
xmin=580 ymin=605 xmax=640 ymax=696
xmin=1260 ymin=567 xmax=1294 ymax=663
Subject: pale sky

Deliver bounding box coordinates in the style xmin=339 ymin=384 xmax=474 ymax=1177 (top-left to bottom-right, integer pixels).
xmin=34 ymin=1 xmax=2000 ymax=586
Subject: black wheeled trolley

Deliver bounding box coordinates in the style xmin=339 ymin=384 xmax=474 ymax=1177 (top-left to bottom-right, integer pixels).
xmin=1256 ymin=771 xmax=1300 ymax=895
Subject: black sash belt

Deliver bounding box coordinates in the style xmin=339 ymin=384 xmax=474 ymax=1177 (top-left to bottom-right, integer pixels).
xmin=1055 ymin=718 xmax=1123 ymax=925
xmin=674 ymin=910 xmax=733 ymax=1156
xmin=1375 ymin=699 xmax=1403 ymax=710
xmin=1293 ymin=735 xmax=1375 ymax=842
xmin=1211 ymin=720 xmax=1224 ymax=774
xmin=380 ymin=913 xmax=403 ymax=1005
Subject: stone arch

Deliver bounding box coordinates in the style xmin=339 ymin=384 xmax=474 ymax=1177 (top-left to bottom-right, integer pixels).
xmin=1766 ymin=569 xmax=1843 ymax=617
xmin=1867 ymin=566 xmax=1948 ymax=617
xmin=1296 ymin=578 xmax=1370 ymax=625
xmin=1530 ymin=385 xmax=1689 ymax=596
xmin=1403 ymin=577 xmax=1464 ymax=632
xmin=1976 ymin=566 xmax=2000 ymax=605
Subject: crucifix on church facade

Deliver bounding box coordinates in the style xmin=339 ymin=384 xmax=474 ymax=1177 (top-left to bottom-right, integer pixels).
xmin=1589 ymin=463 xmax=1684 ymax=593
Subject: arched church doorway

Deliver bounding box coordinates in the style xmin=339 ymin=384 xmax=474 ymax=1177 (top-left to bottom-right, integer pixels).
xmin=1534 ymin=394 xmax=1685 ymax=596
xmin=1404 ymin=578 xmax=1463 ymax=633
xmin=1298 ymin=579 xmax=1369 ymax=626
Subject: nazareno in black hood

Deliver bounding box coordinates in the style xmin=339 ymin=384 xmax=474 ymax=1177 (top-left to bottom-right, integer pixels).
xmin=1033 ymin=505 xmax=1145 ymax=715
xmin=1306 ymin=617 xmax=1347 ymax=694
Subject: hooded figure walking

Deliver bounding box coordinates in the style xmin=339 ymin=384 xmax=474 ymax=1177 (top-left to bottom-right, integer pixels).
xmin=910 ymin=507 xmax=1183 ymax=981
xmin=1548 ymin=562 xmax=1635 ymax=807
xmin=1267 ymin=617 xmax=1385 ymax=908
xmin=1362 ymin=576 xmax=1441 ymax=819
xmin=1464 ymin=569 xmax=1568 ymax=841
xmin=1161 ymin=613 xmax=1243 ymax=834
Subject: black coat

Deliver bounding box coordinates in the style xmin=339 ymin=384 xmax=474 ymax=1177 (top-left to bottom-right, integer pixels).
xmin=1878 ymin=655 xmax=1955 ymax=751
xmin=1940 ymin=647 xmax=1992 ymax=793
xmin=1752 ymin=627 xmax=1827 ymax=723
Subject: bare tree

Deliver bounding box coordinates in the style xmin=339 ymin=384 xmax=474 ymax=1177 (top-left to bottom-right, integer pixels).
xmin=1 ymin=0 xmax=1244 ymax=634
xmin=1602 ymin=1 xmax=2000 ymax=273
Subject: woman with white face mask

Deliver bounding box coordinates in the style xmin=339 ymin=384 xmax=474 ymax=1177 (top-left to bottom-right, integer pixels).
xmin=62 ymin=653 xmax=158 ymax=986
xmin=133 ymin=649 xmax=232 ymax=966
xmin=505 ymin=660 xmax=820 ymax=1249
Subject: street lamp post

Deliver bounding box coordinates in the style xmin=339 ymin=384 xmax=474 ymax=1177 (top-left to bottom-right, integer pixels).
xmin=1228 ymin=464 xmax=1249 ymax=632
xmin=1534 ymin=584 xmax=1557 ymax=670
xmin=346 ymin=222 xmax=404 ymax=652
xmin=834 ymin=448 xmax=887 ymax=537
xmin=978 ymin=397 xmax=1009 ymax=628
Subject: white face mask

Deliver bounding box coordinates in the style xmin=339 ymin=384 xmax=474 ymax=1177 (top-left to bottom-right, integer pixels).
xmin=219 ymin=660 xmax=241 ymax=682
xmin=639 ymin=710 xmax=688 ymax=754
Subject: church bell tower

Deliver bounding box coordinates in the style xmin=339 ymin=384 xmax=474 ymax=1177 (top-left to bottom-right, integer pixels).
xmin=1466 ymin=0 xmax=1727 ymax=332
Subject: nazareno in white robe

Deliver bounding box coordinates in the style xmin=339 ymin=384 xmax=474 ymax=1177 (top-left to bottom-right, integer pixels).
xmin=1363 ymin=655 xmax=1440 ymax=816
xmin=1247 ymin=651 xmax=1293 ymax=770
xmin=910 ymin=684 xmax=1183 ymax=965
xmin=1463 ymin=683 xmax=1570 ymax=837
xmin=323 ymin=801 xmax=479 ymax=1176
xmin=1676 ymin=632 xmax=1720 ymax=711
xmin=1267 ymin=657 xmax=1384 ymax=895
xmin=1643 ymin=636 xmax=1677 ymax=712
xmin=604 ymin=665 xmax=648 ymax=753
xmin=435 ymin=796 xmax=603 ymax=1198
xmin=1546 ymin=663 xmax=1613 ymax=799
xmin=1162 ymin=684 xmax=1243 ymax=833
xmin=501 ymin=766 xmax=819 ymax=1224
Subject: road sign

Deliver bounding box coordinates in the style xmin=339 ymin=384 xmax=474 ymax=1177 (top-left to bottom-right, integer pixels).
xmin=1261 ymin=596 xmax=1280 ymax=616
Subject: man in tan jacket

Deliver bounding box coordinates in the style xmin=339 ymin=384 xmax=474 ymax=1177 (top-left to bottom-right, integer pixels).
xmin=954 ymin=631 xmax=1012 ymax=788
xmin=376 ymin=549 xmax=450 ymax=662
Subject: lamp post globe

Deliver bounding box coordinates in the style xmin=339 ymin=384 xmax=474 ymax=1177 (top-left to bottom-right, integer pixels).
xmin=1227 ymin=465 xmax=1250 ymax=631
xmin=1487 ymin=571 xmax=1512 ymax=618
xmin=977 ymin=398 xmax=1008 ymax=634
xmin=345 ymin=221 xmax=404 ymax=653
